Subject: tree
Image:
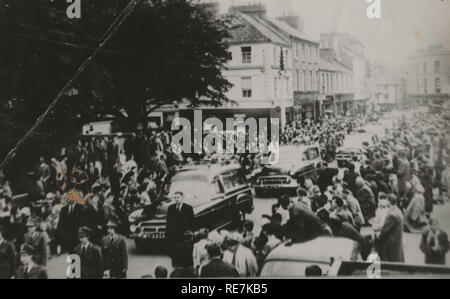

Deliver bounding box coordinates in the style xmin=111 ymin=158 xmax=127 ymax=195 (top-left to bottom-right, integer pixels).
xmin=0 ymin=0 xmax=231 ymax=176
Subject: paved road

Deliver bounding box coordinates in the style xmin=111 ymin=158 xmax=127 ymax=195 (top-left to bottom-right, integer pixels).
xmin=46 ymin=116 xmax=450 ymax=278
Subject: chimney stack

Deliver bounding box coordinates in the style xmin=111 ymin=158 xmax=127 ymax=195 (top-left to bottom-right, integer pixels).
xmin=276 ymin=15 xmax=303 ymax=31
xmin=229 ymin=3 xmax=267 ymax=19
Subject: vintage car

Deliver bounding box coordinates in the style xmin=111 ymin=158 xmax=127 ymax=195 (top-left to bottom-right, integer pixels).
xmin=128 ymin=163 xmax=253 ymax=250
xmin=259 ymin=237 xmax=362 ymax=277
xmin=335 ymin=147 xmax=367 ymax=168
xmin=328 ymin=260 xmax=450 ymax=278
xmin=251 ymin=144 xmax=324 ymax=196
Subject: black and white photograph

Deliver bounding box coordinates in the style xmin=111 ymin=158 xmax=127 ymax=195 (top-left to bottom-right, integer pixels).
xmin=0 ymin=0 xmax=450 ymax=282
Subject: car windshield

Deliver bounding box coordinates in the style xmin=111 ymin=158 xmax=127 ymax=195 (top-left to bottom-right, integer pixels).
xmin=260 ymin=260 xmax=330 ymax=277
xmin=221 ymin=169 xmax=247 ymax=191
xmin=302 ymin=147 xmax=319 ymax=161
xmin=168 ymin=174 xmax=219 ymax=207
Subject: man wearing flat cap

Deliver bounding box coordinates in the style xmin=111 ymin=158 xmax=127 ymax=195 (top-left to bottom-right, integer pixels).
xmin=15 ymin=244 xmax=48 ymax=279
xmin=24 ymin=219 xmax=50 ymax=266
xmin=73 ymin=227 xmax=103 ymax=279
xmin=102 ymin=221 xmax=128 ymax=279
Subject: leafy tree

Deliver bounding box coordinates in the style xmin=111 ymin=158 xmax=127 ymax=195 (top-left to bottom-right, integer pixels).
xmin=0 ymin=0 xmax=231 ymax=176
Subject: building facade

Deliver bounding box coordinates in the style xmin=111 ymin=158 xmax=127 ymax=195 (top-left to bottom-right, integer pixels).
xmin=407 ymin=45 xmax=450 ymax=111
xmin=318 ymin=48 xmax=354 ymax=116
xmin=320 ymin=33 xmax=369 ymax=114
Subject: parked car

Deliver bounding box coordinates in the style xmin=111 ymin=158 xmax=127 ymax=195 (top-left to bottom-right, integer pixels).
xmin=329 ymin=260 xmax=450 ymax=278
xmin=259 ymin=237 xmax=362 ymax=277
xmin=251 ymin=145 xmax=324 ymax=196
xmin=335 ymin=147 xmax=367 ymax=168
xmin=128 ymin=163 xmax=253 ymax=250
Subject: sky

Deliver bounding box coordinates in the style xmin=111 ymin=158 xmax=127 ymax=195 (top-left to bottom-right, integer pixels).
xmin=201 ymin=0 xmax=450 ymax=66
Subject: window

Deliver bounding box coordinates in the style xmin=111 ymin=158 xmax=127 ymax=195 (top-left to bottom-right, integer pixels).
xmin=423 ymin=62 xmax=427 ymax=74
xmin=436 ymin=78 xmax=441 ymax=94
xmin=295 ymin=70 xmax=299 ymax=91
xmin=274 ymin=77 xmax=278 ymax=99
xmin=435 ymin=61 xmax=440 ymax=73
xmin=310 ymin=71 xmax=313 ymax=90
xmin=384 ymin=94 xmax=389 ymax=100
xmin=273 ymin=47 xmax=277 ymax=65
xmin=242 ymin=77 xmax=252 ymax=98
xmin=321 ymin=73 xmax=325 ymax=92
xmin=302 ymin=70 xmax=306 ymax=91
xmin=241 ymin=47 xmax=252 ymax=64
xmin=424 ymin=78 xmax=427 ymax=94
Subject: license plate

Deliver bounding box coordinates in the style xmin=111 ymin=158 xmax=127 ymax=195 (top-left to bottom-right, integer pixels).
xmin=142 ymin=232 xmax=165 ymax=239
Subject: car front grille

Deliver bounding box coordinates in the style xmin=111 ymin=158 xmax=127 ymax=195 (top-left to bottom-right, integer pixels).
xmin=140 ymin=222 xmax=166 ymax=233
xmin=258 ymin=176 xmax=289 ymax=185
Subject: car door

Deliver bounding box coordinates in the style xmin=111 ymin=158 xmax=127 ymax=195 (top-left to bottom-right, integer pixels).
xmin=195 ymin=176 xmax=233 ymax=230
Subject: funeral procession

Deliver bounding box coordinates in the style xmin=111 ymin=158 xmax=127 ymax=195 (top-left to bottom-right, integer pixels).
xmin=1 ymin=0 xmax=450 ymax=279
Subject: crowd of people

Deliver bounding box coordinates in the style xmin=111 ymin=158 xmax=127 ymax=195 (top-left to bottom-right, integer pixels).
xmin=1 ymin=109 xmax=450 ymax=278
xmin=0 ymin=128 xmax=181 ymax=278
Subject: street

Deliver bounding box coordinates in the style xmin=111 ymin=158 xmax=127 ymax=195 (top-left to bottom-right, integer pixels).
xmin=46 ymin=115 xmax=450 ymax=279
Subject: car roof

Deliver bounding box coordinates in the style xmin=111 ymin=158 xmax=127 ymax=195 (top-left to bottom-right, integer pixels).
xmin=265 ymin=237 xmax=358 ymax=263
xmin=176 ymin=163 xmax=243 ymax=181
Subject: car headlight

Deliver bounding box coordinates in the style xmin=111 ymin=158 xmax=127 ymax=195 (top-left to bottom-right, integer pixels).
xmin=130 ymin=225 xmax=138 ymax=233
xmin=128 ymin=209 xmax=143 ymax=223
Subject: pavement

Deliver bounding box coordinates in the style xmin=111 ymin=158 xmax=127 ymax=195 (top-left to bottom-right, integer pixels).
xmin=46 ymin=115 xmax=450 ymax=278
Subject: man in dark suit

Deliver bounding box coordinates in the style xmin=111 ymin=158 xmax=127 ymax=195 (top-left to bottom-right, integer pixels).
xmin=24 ymin=219 xmax=50 ymax=266
xmin=377 ymin=194 xmax=405 ymax=263
xmin=57 ymin=199 xmax=85 ymax=253
xmin=15 ymin=245 xmax=48 ymax=279
xmin=73 ymin=227 xmax=103 ymax=279
xmin=318 ymin=162 xmax=339 ymax=192
xmin=0 ymin=226 xmax=16 ymax=279
xmin=172 ymin=231 xmax=194 ymax=269
xmin=280 ymin=195 xmax=323 ymax=243
xmin=102 ymin=221 xmax=128 ymax=279
xmin=166 ymin=191 xmax=194 ymax=249
xmin=200 ymin=243 xmax=239 ymax=278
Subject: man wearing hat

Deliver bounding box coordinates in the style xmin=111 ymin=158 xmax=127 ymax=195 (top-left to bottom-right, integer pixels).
xmin=102 ymin=221 xmax=128 ymax=279
xmin=73 ymin=227 xmax=103 ymax=279
xmin=15 ymin=244 xmax=48 ymax=279
xmin=24 ymin=219 xmax=49 ymax=266
xmin=0 ymin=226 xmax=17 ymax=279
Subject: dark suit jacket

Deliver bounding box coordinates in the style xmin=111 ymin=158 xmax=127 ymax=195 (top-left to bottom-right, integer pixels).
xmin=57 ymin=203 xmax=85 ymax=251
xmin=200 ymin=259 xmax=240 ymax=278
xmin=172 ymin=241 xmax=194 ymax=268
xmin=318 ymin=167 xmax=339 ymax=192
xmin=15 ymin=265 xmax=48 ymax=279
xmin=0 ymin=241 xmax=16 ymax=279
xmin=378 ymin=206 xmax=405 ymax=263
xmin=102 ymin=235 xmax=128 ymax=275
xmin=166 ymin=203 xmax=194 ymax=246
xmin=286 ymin=203 xmax=323 ymax=242
xmin=24 ymin=231 xmax=50 ymax=266
xmin=73 ymin=243 xmax=103 ymax=279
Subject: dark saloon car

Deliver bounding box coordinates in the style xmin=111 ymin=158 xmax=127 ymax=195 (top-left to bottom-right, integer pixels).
xmin=128 ymin=163 xmax=253 ymax=250
xmin=252 ymin=145 xmax=324 ymax=196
